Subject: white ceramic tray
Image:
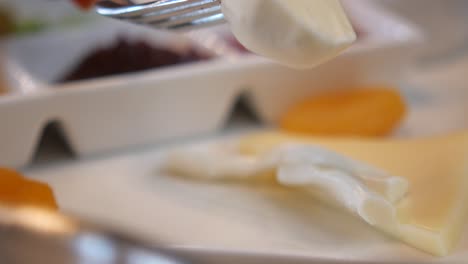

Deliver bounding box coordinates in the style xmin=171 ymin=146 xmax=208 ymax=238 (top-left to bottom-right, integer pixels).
xmin=1 ymin=0 xmax=422 ymax=168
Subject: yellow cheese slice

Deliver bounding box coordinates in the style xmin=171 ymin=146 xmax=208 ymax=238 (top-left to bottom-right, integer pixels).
xmin=238 ymin=132 xmax=468 ymax=256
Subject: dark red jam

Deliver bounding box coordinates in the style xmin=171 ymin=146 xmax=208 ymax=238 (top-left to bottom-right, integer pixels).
xmin=59 ymin=37 xmax=211 ymax=83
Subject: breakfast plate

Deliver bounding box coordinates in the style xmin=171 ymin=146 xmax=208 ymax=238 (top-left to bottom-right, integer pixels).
xmin=26 ymin=129 xmax=468 ymax=264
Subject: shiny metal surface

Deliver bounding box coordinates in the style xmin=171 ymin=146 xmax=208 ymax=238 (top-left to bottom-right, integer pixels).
xmin=0 ymin=207 xmax=188 ymax=264
xmin=95 ymin=0 xmax=225 ymax=31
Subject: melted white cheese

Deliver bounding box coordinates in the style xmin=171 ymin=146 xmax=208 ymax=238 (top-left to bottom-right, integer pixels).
xmin=165 ymin=142 xmax=408 ymax=233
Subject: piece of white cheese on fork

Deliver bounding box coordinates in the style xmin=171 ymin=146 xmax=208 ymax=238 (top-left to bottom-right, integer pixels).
xmin=221 ymin=0 xmax=357 ymax=68
xmin=165 ymin=132 xmax=468 ymax=256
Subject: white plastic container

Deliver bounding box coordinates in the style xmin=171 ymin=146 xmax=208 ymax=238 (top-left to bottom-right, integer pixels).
xmin=0 ymin=0 xmax=422 ymax=168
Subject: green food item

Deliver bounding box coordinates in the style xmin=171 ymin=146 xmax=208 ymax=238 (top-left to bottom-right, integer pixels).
xmin=14 ymin=20 xmax=47 ymax=34
xmin=0 ymin=5 xmax=46 ymax=36
xmin=0 ymin=5 xmax=94 ymax=37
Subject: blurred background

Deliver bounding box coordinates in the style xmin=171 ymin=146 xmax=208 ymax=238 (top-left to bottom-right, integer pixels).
xmin=2 ymin=0 xmax=468 ymax=262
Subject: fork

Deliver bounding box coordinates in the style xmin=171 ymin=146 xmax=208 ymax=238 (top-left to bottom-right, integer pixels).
xmin=95 ymin=0 xmax=225 ymax=31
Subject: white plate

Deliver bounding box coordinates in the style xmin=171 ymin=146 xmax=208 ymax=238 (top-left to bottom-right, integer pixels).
xmin=25 ymin=129 xmax=468 ymax=264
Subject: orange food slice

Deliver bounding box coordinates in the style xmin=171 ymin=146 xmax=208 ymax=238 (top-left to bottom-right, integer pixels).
xmin=0 ymin=168 xmax=58 ymax=210
xmin=280 ymin=87 xmax=407 ymax=137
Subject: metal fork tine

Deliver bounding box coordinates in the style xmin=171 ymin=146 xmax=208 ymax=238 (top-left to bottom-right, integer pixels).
xmin=95 ymin=0 xmax=225 ymax=31
xmin=96 ymin=0 xmax=185 ymax=19
xmin=96 ymin=0 xmax=219 ymax=19
xmin=137 ymin=4 xmax=221 ymax=25
xmin=166 ymin=13 xmax=224 ymax=31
